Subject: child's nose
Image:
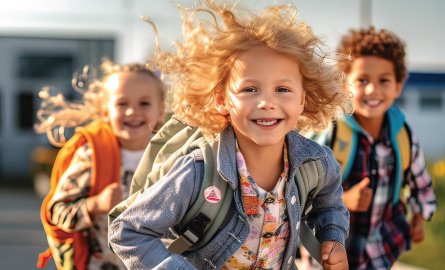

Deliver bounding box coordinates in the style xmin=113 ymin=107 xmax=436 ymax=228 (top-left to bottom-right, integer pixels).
xmin=125 ymin=106 xmax=136 ymax=115
xmin=364 ymin=83 xmax=377 ymax=95
xmin=258 ymin=99 xmax=275 ymax=109
xmin=257 ymin=93 xmax=276 ymax=109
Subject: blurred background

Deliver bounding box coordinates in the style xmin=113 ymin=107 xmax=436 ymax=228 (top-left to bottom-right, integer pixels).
xmin=0 ymin=0 xmax=444 ymax=269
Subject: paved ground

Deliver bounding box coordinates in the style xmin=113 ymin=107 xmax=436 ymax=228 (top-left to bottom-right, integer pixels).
xmin=0 ymin=188 xmax=429 ymax=269
xmin=0 ymin=188 xmax=56 ymax=269
xmin=295 ymin=259 xmax=428 ymax=270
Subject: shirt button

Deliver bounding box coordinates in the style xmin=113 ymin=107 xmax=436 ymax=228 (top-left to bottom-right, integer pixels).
xmin=265 ymin=197 xmax=275 ymax=203
xmin=263 ymin=232 xmax=274 ymax=238
xmin=291 ymin=196 xmax=296 ymax=205
xmin=288 ymin=256 xmax=293 ymax=264
xmin=371 ymin=169 xmax=377 ymax=175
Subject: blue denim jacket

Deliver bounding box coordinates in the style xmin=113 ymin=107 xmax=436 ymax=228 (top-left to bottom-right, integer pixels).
xmin=109 ymin=126 xmax=349 ymax=270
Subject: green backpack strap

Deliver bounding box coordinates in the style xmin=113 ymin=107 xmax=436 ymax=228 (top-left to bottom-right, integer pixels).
xmin=109 ymin=118 xmax=202 ymax=230
xmin=168 ymin=141 xmax=233 ymax=253
xmin=109 ymin=117 xmax=234 ymax=254
xmin=295 ymin=159 xmax=324 ymax=264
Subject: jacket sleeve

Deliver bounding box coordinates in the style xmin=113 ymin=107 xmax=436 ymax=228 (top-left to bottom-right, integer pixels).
xmin=109 ymin=154 xmax=202 ymax=270
xmin=48 ymin=143 xmax=95 ymax=232
xmin=306 ymin=146 xmax=350 ymax=245
xmin=406 ymin=133 xmax=437 ymax=221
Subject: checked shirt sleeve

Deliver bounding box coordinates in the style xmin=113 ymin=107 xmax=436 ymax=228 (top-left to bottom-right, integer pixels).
xmin=406 ymin=133 xmax=437 ymax=221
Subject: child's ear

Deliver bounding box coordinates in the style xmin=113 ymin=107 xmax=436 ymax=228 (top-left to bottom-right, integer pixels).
xmin=216 ymin=94 xmax=229 ymax=115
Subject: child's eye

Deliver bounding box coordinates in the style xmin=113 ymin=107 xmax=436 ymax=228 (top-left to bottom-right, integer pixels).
xmin=116 ymin=102 xmax=127 ymax=107
xmin=357 ymin=79 xmax=369 ymax=86
xmin=141 ymin=101 xmax=151 ymax=106
xmin=276 ymin=87 xmax=291 ymax=92
xmin=381 ymin=78 xmax=391 ymax=84
xmin=241 ymin=86 xmax=257 ymax=93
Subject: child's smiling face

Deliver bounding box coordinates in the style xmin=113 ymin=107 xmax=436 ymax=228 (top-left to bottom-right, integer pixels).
xmin=220 ymin=46 xmax=305 ymax=150
xmin=105 ymin=72 xmax=163 ymax=150
xmin=347 ymin=56 xmax=403 ymax=124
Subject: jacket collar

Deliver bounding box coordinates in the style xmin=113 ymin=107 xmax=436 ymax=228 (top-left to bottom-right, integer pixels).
xmin=216 ymin=126 xmax=324 ymax=190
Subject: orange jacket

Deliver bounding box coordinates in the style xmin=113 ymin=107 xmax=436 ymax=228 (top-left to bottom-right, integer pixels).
xmin=38 ymin=120 xmax=121 ymax=270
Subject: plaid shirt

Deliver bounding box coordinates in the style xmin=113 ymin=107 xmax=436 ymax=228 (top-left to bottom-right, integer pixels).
xmin=343 ymin=121 xmax=437 ymax=269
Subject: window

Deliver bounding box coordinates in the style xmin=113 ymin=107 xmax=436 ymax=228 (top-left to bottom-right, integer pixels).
xmin=17 ymin=54 xmax=74 ymax=79
xmin=17 ymin=92 xmax=34 ymax=130
xmin=419 ymin=95 xmax=442 ymax=110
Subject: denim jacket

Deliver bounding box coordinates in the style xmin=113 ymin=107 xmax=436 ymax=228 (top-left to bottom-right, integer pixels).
xmin=109 ymin=126 xmax=349 ymax=270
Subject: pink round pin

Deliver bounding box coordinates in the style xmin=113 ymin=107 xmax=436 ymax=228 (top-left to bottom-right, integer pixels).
xmin=203 ymin=186 xmax=222 ymax=204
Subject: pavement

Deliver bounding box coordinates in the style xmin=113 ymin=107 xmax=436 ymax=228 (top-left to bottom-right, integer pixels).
xmin=0 ymin=188 xmax=429 ymax=270
xmin=0 ymin=188 xmax=56 ymax=269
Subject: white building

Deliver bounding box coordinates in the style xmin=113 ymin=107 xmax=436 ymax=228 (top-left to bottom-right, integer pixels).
xmin=0 ymin=0 xmax=444 ymax=186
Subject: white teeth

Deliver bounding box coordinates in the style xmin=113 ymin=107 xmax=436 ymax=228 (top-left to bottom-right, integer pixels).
xmin=365 ymin=100 xmax=381 ymax=106
xmin=256 ymin=120 xmax=277 ymax=126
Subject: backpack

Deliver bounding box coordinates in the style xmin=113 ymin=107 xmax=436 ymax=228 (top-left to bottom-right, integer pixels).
xmin=315 ymin=106 xmax=412 ymax=206
xmin=37 ymin=120 xmax=121 ymax=270
xmin=109 ymin=116 xmax=326 ymax=263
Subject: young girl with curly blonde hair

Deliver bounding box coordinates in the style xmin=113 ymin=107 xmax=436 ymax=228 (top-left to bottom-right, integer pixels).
xmin=36 ymin=60 xmax=165 ymax=270
xmin=110 ymin=1 xmax=351 ymax=269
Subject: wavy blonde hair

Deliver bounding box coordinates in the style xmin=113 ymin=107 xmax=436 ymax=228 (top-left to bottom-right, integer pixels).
xmin=151 ymin=0 xmax=351 ymax=136
xmin=35 ymin=59 xmax=165 ymax=147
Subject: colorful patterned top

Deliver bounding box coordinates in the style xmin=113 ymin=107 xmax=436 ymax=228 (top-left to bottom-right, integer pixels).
xmin=48 ymin=142 xmax=144 ymax=270
xmin=222 ymin=143 xmax=290 ymax=270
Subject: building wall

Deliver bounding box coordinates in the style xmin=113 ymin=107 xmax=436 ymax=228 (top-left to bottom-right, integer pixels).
xmin=0 ymin=0 xmax=444 ymax=185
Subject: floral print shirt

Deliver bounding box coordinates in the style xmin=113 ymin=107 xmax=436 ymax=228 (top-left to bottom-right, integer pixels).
xmin=222 ymin=143 xmax=290 ymax=270
xmin=49 ymin=142 xmax=144 ymax=270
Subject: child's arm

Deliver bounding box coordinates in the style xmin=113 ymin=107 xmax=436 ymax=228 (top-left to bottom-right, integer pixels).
xmin=305 ymin=147 xmax=350 ymax=248
xmin=109 ymin=155 xmax=201 ymax=270
xmin=406 ymin=134 xmax=437 ymax=222
xmin=86 ymin=182 xmax=122 ymax=216
xmin=321 ymin=241 xmax=348 ymax=270
xmin=49 ymin=143 xmax=122 ymax=232
xmin=410 ymin=213 xmax=425 ymax=243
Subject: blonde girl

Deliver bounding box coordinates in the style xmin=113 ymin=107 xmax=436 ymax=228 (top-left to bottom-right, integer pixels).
xmin=37 ymin=60 xmax=164 ymax=270
xmin=110 ymin=1 xmax=351 ymax=269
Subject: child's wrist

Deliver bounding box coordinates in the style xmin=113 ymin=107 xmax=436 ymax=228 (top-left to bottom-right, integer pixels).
xmin=86 ymin=196 xmax=99 ymax=215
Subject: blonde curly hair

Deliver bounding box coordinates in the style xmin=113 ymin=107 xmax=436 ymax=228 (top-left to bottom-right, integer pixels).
xmin=152 ymin=0 xmax=351 ymax=136
xmin=35 ymin=59 xmax=165 ymax=147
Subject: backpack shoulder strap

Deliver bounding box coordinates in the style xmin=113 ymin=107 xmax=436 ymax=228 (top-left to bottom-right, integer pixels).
xmin=397 ymin=123 xmax=412 ymax=173
xmin=109 ymin=118 xmax=201 ymax=226
xmin=168 ymin=141 xmax=233 ymax=253
xmin=332 ymin=120 xmax=357 ymax=182
xmin=394 ymin=123 xmax=413 ymax=205
xmin=296 ymin=160 xmax=324 ymax=216
xmin=295 ymin=159 xmax=324 ymax=264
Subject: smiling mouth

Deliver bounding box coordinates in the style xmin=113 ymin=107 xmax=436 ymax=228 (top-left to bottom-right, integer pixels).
xmin=254 ymin=119 xmax=281 ymax=126
xmin=364 ymin=100 xmax=383 ymax=107
xmin=124 ymin=121 xmax=145 ymax=128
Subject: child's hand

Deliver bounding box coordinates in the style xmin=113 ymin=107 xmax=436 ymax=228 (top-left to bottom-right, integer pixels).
xmin=321 ymin=241 xmax=348 ymax=270
xmin=342 ymin=177 xmax=372 ymax=212
xmin=410 ymin=213 xmax=425 ymax=243
xmin=86 ymin=183 xmax=122 ymax=215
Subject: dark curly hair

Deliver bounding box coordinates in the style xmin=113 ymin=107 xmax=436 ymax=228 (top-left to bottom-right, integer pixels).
xmin=336 ymin=26 xmax=407 ymax=83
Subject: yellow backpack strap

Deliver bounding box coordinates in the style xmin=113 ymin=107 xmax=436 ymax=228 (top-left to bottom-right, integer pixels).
xmin=332 ymin=121 xmax=357 ymax=182
xmin=397 ymin=125 xmax=411 ymax=173
xmin=395 ymin=124 xmax=412 ymax=206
